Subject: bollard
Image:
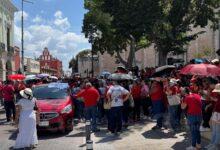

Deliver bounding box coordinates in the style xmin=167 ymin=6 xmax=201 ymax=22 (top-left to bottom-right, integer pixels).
xmin=85 ymin=120 xmax=91 ymax=141
xmin=86 ymin=140 xmax=93 ymax=150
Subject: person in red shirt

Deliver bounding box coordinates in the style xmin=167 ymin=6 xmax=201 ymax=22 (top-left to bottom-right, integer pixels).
xmin=131 ymin=80 xmax=142 ymax=121
xmin=76 ymin=82 xmax=100 ymax=132
xmin=181 ymin=82 xmax=202 ymax=150
xmin=149 ymin=80 xmax=166 ymax=130
xmin=0 ymin=81 xmax=3 ymax=106
xmin=2 ymin=80 xmax=16 ymax=122
xmin=206 ymin=83 xmax=220 ymax=149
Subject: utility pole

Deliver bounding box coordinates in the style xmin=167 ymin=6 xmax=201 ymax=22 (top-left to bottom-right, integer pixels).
xmin=91 ymin=45 xmax=94 ymax=77
xmin=21 ymin=0 xmax=33 ymax=73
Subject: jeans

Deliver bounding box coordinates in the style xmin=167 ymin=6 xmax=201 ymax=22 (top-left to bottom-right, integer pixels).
xmin=152 ymin=100 xmax=165 ymax=127
xmin=169 ymin=105 xmax=181 ymax=129
xmin=211 ymin=122 xmax=220 ymax=145
xmin=202 ymin=101 xmax=212 ymax=128
xmin=109 ymin=106 xmax=123 ymax=132
xmin=4 ymin=101 xmax=16 ymax=122
xmin=97 ymin=98 xmax=104 ymax=122
xmin=84 ymin=106 xmax=97 ymax=131
xmin=187 ymin=115 xmax=202 ymax=147
xmin=74 ymin=99 xmax=84 ymax=120
xmin=133 ymin=100 xmax=141 ymax=120
xmin=123 ymin=101 xmax=129 ymax=124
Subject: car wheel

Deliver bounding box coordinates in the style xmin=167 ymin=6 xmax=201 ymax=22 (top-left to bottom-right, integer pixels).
xmin=60 ymin=128 xmax=66 ymax=134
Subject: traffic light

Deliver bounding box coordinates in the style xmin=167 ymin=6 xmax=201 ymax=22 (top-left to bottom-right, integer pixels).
xmin=24 ymin=65 xmax=27 ymax=72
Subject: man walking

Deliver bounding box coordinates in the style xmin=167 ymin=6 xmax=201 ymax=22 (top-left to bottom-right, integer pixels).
xmin=2 ymin=80 xmax=15 ymax=122
xmin=76 ymin=82 xmax=100 ymax=132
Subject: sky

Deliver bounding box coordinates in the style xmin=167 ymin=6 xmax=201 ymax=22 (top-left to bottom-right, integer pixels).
xmin=12 ymin=0 xmax=90 ymax=71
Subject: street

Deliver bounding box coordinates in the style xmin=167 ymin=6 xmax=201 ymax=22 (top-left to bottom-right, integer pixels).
xmin=0 ymin=109 xmax=209 ymax=150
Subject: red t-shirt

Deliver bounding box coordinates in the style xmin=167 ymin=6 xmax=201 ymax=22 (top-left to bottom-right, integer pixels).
xmin=131 ymin=85 xmax=141 ymax=100
xmin=2 ymin=84 xmax=15 ymax=101
xmin=184 ymin=93 xmax=202 ymax=115
xmin=150 ymin=84 xmax=163 ymax=101
xmin=77 ymin=87 xmax=100 ymax=107
xmin=214 ymin=95 xmax=220 ymax=113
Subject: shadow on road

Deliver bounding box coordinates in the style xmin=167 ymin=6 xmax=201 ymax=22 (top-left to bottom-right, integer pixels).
xmin=37 ymin=131 xmax=69 ymax=140
xmin=142 ymin=129 xmax=178 ymax=139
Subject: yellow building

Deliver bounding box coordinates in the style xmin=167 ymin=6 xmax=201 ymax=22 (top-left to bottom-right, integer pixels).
xmin=0 ymin=0 xmax=18 ymax=81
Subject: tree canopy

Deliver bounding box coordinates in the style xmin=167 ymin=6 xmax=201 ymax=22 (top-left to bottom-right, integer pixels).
xmin=82 ymin=0 xmax=220 ymax=67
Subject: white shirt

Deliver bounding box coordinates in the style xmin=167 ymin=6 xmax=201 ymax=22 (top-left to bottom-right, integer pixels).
xmin=107 ymin=85 xmax=129 ymax=107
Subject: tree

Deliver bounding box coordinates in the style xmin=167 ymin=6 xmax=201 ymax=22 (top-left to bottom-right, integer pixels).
xmin=150 ymin=0 xmax=220 ymax=66
xmin=82 ymin=0 xmax=159 ymax=69
xmin=69 ymin=57 xmax=78 ymax=73
xmin=83 ymin=0 xmax=220 ymax=67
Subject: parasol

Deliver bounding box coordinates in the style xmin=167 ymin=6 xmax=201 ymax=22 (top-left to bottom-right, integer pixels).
xmin=8 ymin=74 xmax=25 ymax=80
xmin=108 ymin=73 xmax=133 ymax=81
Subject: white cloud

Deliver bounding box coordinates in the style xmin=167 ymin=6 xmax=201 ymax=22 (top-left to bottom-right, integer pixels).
xmin=54 ymin=10 xmax=70 ymax=31
xmin=32 ymin=15 xmax=43 ymax=23
xmin=14 ymin=11 xmax=90 ymax=70
xmin=54 ymin=10 xmax=62 ymax=19
xmin=14 ymin=11 xmax=29 ymax=23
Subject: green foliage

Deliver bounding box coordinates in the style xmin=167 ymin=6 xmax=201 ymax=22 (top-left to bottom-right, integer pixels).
xmin=82 ymin=0 xmax=220 ymax=66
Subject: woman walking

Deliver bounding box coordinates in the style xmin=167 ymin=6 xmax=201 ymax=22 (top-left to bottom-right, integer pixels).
xmin=14 ymin=88 xmax=38 ymax=149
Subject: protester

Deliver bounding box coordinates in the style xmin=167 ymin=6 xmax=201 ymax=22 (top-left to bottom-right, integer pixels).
xmin=149 ymin=80 xmax=166 ymax=130
xmin=130 ymin=80 xmax=142 ymax=122
xmin=76 ymin=82 xmax=100 ymax=132
xmin=165 ymin=78 xmax=181 ymax=131
xmin=206 ymin=83 xmax=220 ymax=150
xmin=97 ymin=82 xmax=106 ymax=123
xmin=14 ymin=88 xmax=38 ymax=149
xmin=107 ymin=81 xmax=130 ymax=134
xmin=181 ymin=82 xmax=202 ymax=150
xmin=140 ymin=80 xmax=150 ymax=117
xmin=2 ymin=80 xmax=16 ymax=122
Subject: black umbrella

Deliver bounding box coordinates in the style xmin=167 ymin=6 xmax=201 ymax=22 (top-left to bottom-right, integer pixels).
xmin=152 ymin=65 xmax=176 ymax=77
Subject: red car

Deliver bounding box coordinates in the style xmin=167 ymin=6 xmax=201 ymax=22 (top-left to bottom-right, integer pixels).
xmin=33 ymin=83 xmax=74 ymax=133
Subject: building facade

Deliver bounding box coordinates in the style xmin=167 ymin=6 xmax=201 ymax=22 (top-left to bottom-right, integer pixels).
xmin=38 ymin=47 xmax=63 ymax=78
xmin=24 ymin=57 xmax=40 ymax=75
xmin=77 ymin=52 xmax=99 ymax=78
xmin=0 ymin=0 xmax=17 ymax=81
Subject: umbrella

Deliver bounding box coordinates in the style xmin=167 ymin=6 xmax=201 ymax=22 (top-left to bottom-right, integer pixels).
xmin=180 ymin=64 xmax=220 ymax=76
xmin=152 ymin=65 xmax=175 ymax=77
xmin=100 ymin=71 xmax=111 ymax=78
xmin=108 ymin=73 xmax=133 ymax=81
xmin=49 ymin=76 xmax=58 ymax=80
xmin=37 ymin=73 xmax=50 ymax=78
xmin=25 ymin=75 xmax=36 ymax=79
xmin=8 ymin=74 xmax=25 ymax=80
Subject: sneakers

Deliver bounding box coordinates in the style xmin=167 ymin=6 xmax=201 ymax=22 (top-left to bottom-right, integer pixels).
xmin=152 ymin=125 xmax=162 ymax=130
xmin=200 ymin=126 xmax=211 ymax=132
xmin=186 ymin=146 xmax=196 ymax=150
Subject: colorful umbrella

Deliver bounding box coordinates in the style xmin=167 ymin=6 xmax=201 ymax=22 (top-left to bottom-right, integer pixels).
xmin=108 ymin=73 xmax=133 ymax=81
xmin=8 ymin=74 xmax=25 ymax=80
xmin=180 ymin=64 xmax=220 ymax=76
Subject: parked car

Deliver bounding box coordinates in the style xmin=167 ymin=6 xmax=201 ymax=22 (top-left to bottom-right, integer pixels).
xmin=33 ymin=83 xmax=74 ymax=133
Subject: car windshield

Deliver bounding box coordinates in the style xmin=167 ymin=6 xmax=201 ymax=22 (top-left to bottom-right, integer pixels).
xmin=33 ymin=84 xmax=68 ymax=100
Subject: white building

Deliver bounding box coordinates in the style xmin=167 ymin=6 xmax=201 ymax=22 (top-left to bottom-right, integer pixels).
xmin=0 ymin=0 xmax=17 ymax=81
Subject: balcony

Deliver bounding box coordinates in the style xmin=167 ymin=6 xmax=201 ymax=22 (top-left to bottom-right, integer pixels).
xmin=0 ymin=42 xmax=6 ymax=53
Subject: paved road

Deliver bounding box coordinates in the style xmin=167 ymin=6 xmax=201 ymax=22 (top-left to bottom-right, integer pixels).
xmin=0 ymin=109 xmax=210 ymax=150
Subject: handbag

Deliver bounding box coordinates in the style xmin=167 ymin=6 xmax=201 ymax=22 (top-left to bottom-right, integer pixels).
xmin=167 ymin=94 xmax=181 ymax=106
xmin=103 ymin=101 xmax=111 ymax=110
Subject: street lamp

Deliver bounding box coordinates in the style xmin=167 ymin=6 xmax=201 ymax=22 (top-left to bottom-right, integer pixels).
xmin=21 ymin=0 xmax=33 ymax=74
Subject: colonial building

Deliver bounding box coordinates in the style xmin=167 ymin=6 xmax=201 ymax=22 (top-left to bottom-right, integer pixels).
xmin=0 ymin=0 xmax=17 ymax=81
xmin=24 ymin=57 xmax=40 ymax=75
xmin=38 ymin=47 xmax=63 ymax=78
xmin=77 ymin=51 xmax=99 ymax=78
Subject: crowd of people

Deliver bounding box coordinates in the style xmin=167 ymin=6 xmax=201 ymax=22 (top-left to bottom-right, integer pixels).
xmin=0 ymin=65 xmax=220 ymax=150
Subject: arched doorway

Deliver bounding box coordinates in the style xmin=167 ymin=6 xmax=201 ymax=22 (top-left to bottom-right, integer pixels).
xmin=6 ymin=60 xmax=12 ymax=77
